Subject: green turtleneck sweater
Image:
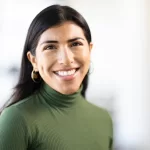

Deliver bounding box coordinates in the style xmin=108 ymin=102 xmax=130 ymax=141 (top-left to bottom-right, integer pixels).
xmin=0 ymin=83 xmax=113 ymax=150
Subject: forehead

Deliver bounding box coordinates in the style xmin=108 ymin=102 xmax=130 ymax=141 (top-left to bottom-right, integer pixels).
xmin=38 ymin=21 xmax=85 ymax=42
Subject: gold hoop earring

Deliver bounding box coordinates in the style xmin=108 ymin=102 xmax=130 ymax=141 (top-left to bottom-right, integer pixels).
xmin=31 ymin=70 xmax=41 ymax=83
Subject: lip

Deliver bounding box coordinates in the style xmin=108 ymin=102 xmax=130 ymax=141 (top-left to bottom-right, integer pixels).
xmin=53 ymin=68 xmax=79 ymax=81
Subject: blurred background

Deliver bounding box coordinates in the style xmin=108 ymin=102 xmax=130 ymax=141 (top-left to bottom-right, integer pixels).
xmin=0 ymin=0 xmax=150 ymax=149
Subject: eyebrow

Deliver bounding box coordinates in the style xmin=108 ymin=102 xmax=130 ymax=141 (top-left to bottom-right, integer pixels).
xmin=40 ymin=37 xmax=84 ymax=45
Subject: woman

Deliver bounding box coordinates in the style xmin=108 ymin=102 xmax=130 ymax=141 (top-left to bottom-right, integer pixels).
xmin=0 ymin=4 xmax=113 ymax=150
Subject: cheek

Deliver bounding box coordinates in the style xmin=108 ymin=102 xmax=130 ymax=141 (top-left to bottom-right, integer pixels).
xmin=36 ymin=52 xmax=55 ymax=71
xmin=77 ymin=49 xmax=91 ymax=66
xmin=75 ymin=52 xmax=90 ymax=77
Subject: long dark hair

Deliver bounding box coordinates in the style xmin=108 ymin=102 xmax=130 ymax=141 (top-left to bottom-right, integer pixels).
xmin=0 ymin=4 xmax=92 ymax=113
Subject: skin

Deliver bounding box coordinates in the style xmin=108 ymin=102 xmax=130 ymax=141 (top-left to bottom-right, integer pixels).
xmin=27 ymin=21 xmax=93 ymax=95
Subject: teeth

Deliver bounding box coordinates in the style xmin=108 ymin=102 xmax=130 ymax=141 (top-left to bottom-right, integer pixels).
xmin=56 ymin=69 xmax=76 ymax=76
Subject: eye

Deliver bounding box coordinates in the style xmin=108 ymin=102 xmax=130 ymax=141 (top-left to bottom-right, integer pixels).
xmin=71 ymin=42 xmax=83 ymax=47
xmin=44 ymin=45 xmax=57 ymax=50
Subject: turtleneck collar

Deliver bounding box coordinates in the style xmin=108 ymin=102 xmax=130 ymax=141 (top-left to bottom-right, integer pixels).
xmin=37 ymin=82 xmax=83 ymax=108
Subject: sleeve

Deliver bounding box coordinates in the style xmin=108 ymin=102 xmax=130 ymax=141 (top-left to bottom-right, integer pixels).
xmin=0 ymin=106 xmax=29 ymax=150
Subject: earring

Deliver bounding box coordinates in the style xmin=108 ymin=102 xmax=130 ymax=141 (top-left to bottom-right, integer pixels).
xmin=31 ymin=70 xmax=41 ymax=83
xmin=88 ymin=61 xmax=94 ymax=75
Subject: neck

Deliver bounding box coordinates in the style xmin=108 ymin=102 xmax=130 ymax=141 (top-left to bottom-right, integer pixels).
xmin=37 ymin=82 xmax=83 ymax=109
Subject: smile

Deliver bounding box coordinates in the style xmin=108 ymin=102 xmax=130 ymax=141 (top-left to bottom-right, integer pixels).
xmin=54 ymin=68 xmax=79 ymax=77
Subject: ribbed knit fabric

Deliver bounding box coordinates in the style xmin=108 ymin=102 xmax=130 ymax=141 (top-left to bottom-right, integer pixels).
xmin=0 ymin=82 xmax=113 ymax=150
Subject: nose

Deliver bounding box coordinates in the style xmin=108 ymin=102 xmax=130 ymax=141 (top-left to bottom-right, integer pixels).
xmin=58 ymin=47 xmax=74 ymax=65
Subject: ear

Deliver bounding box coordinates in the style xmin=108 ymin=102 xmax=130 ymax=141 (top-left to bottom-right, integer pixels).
xmin=89 ymin=42 xmax=93 ymax=53
xmin=27 ymin=51 xmax=38 ymax=71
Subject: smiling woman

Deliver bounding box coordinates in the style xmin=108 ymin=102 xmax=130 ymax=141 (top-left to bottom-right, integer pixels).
xmin=27 ymin=21 xmax=92 ymax=95
xmin=0 ymin=4 xmax=113 ymax=150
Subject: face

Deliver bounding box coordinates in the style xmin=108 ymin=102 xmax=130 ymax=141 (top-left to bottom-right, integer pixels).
xmin=27 ymin=21 xmax=93 ymax=95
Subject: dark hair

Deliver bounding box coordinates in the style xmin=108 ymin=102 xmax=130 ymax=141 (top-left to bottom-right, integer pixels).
xmin=0 ymin=4 xmax=92 ymax=113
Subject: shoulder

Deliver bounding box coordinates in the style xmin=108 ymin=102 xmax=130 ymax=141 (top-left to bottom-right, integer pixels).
xmin=0 ymin=105 xmax=30 ymax=139
xmin=0 ymin=105 xmax=32 ymax=148
xmin=84 ymin=99 xmax=113 ymax=128
xmin=90 ymin=101 xmax=113 ymax=134
xmin=10 ymin=94 xmax=40 ymax=116
xmin=85 ymin=100 xmax=113 ymax=137
xmin=13 ymin=94 xmax=35 ymax=108
xmin=84 ymin=99 xmax=111 ymax=118
xmin=0 ymin=94 xmax=37 ymax=125
xmin=0 ymin=104 xmax=34 ymax=135
xmin=0 ymin=105 xmax=27 ymax=126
